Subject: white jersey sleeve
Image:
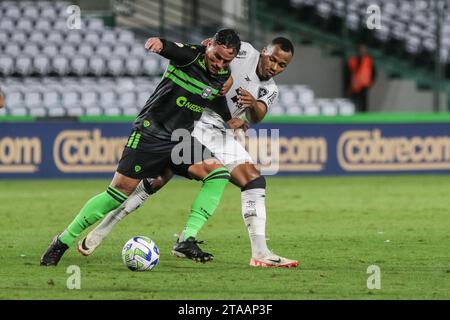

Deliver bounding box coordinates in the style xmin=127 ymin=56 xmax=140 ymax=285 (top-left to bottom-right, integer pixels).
xmin=256 ymin=81 xmax=278 ymax=110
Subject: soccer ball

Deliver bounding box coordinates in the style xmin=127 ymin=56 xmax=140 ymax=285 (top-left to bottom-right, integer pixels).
xmin=121 ymin=236 xmax=159 ymax=271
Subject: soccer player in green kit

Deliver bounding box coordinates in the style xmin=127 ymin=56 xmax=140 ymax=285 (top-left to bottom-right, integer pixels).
xmin=40 ymin=29 xmax=241 ymax=266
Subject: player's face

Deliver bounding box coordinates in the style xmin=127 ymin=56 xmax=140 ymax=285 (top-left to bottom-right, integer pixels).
xmin=257 ymin=45 xmax=293 ymax=81
xmin=205 ymin=43 xmax=236 ymax=75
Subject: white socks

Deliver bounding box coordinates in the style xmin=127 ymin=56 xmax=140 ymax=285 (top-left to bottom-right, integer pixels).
xmin=86 ymin=180 xmax=152 ymax=246
xmin=241 ymin=188 xmax=270 ymax=258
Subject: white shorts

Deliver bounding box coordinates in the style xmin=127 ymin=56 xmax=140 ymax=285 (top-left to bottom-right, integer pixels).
xmin=192 ymin=120 xmax=253 ymax=172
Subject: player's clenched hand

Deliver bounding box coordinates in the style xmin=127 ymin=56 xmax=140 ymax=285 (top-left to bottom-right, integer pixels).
xmin=145 ymin=37 xmax=163 ymax=53
xmin=201 ymin=38 xmax=212 ymax=46
xmin=238 ymin=87 xmax=257 ymax=109
xmin=227 ymin=118 xmax=249 ymax=132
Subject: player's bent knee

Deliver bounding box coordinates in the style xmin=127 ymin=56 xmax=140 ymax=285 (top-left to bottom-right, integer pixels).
xmin=111 ymin=172 xmax=140 ymax=196
xmin=231 ymin=163 xmax=261 ymax=187
xmin=241 ymin=175 xmax=266 ymax=191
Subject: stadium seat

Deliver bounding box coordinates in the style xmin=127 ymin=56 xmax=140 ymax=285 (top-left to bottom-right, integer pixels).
xmin=24 ymin=91 xmax=43 ymax=110
xmin=99 ymin=91 xmax=117 ymax=109
xmin=81 ymin=91 xmax=99 ymax=109
xmin=60 ymin=44 xmax=77 ymax=57
xmin=52 ymin=56 xmax=70 ymax=75
xmin=35 ymin=20 xmax=52 ymax=32
xmin=89 ymin=56 xmax=107 ymax=76
xmin=113 ymin=43 xmax=130 ymax=57
xmin=101 ymin=30 xmax=117 ymax=45
xmin=124 ymin=56 xmax=143 ymax=76
xmin=107 ymin=57 xmax=125 ymax=76
xmin=34 ymin=56 xmax=52 ymax=75
xmin=42 ymin=44 xmax=59 ymax=57
xmin=42 ymin=91 xmax=61 ymax=109
xmin=71 ymin=56 xmax=89 ymax=76
xmin=96 ymin=44 xmax=112 ymax=58
xmin=5 ymin=91 xmax=24 ymax=109
xmin=62 ymin=91 xmax=80 ymax=109
xmin=142 ymin=58 xmax=161 ymax=76
xmin=84 ymin=32 xmax=101 ymax=45
xmin=0 ymin=18 xmax=15 ymax=32
xmin=11 ymin=32 xmax=27 ymax=45
xmin=16 ymin=19 xmax=34 ymax=32
xmin=117 ymin=30 xmax=135 ymax=44
xmin=29 ymin=32 xmax=47 ymax=44
xmin=47 ymin=31 xmax=64 ymax=44
xmin=23 ymin=6 xmax=40 ymax=20
xmin=15 ymin=55 xmax=34 ymax=76
xmin=119 ymin=91 xmax=137 ymax=109
xmin=0 ymin=55 xmax=15 ymax=76
xmin=23 ymin=44 xmax=40 ymax=57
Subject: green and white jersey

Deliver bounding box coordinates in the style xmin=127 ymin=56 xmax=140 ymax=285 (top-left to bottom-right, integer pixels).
xmin=133 ymin=40 xmax=231 ymax=140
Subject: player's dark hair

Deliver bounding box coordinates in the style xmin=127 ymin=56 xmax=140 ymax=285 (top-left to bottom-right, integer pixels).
xmin=213 ymin=28 xmax=241 ymax=54
xmin=271 ymin=37 xmax=294 ymax=55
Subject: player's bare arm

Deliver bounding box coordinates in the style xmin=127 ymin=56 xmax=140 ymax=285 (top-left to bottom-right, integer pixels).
xmin=238 ymin=87 xmax=267 ymax=124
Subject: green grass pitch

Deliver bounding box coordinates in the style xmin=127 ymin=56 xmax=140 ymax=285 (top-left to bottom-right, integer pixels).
xmin=0 ymin=176 xmax=449 ymax=299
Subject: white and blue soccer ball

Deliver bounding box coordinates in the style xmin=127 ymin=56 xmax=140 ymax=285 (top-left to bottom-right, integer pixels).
xmin=121 ymin=236 xmax=159 ymax=271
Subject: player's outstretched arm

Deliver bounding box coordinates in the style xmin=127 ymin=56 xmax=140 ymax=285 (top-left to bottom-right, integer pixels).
xmin=144 ymin=37 xmax=199 ymax=67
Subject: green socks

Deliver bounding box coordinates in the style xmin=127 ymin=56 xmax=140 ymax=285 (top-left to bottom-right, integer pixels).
xmin=59 ymin=186 xmax=128 ymax=246
xmin=182 ymin=167 xmax=230 ymax=240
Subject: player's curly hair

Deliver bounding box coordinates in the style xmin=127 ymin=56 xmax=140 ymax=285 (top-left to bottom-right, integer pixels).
xmin=213 ymin=28 xmax=241 ymax=54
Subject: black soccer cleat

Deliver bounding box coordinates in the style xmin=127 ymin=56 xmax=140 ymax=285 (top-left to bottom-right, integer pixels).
xmin=171 ymin=237 xmax=214 ymax=263
xmin=40 ymin=235 xmax=69 ymax=266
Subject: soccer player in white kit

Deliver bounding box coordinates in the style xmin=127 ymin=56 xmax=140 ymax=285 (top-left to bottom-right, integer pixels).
xmin=78 ymin=37 xmax=298 ymax=267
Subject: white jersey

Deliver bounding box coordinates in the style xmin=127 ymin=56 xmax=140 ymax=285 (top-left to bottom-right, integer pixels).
xmin=192 ymin=42 xmax=279 ymax=172
xmin=199 ymin=41 xmax=279 ymax=128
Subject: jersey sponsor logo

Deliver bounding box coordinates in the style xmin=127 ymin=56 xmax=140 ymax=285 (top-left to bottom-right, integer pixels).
xmin=0 ymin=136 xmax=41 ymax=173
xmin=337 ymin=129 xmax=450 ymax=171
xmin=53 ymin=129 xmax=127 ymax=172
xmin=176 ymin=96 xmax=204 ymax=113
xmin=175 ymin=42 xmax=184 ymax=47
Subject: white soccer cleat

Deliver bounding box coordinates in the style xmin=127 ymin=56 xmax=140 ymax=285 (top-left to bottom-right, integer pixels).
xmin=77 ymin=233 xmax=103 ymax=256
xmin=249 ymin=253 xmax=300 ymax=268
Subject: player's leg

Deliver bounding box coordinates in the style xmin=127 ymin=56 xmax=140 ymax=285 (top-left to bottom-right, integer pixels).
xmin=41 ymin=131 xmax=169 ymax=266
xmin=230 ymin=163 xmax=299 ymax=268
xmin=40 ymin=172 xmax=139 ymax=266
xmin=170 ymin=138 xmax=230 ymax=263
xmin=78 ymin=168 xmax=174 ymax=256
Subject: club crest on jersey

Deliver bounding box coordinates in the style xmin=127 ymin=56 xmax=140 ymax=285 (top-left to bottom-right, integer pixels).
xmin=258 ymin=87 xmax=269 ymax=98
xmin=201 ymin=87 xmax=213 ymax=99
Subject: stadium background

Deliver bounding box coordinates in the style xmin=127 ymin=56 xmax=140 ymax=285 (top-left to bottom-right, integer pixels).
xmin=1 ymin=0 xmax=449 ymax=300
